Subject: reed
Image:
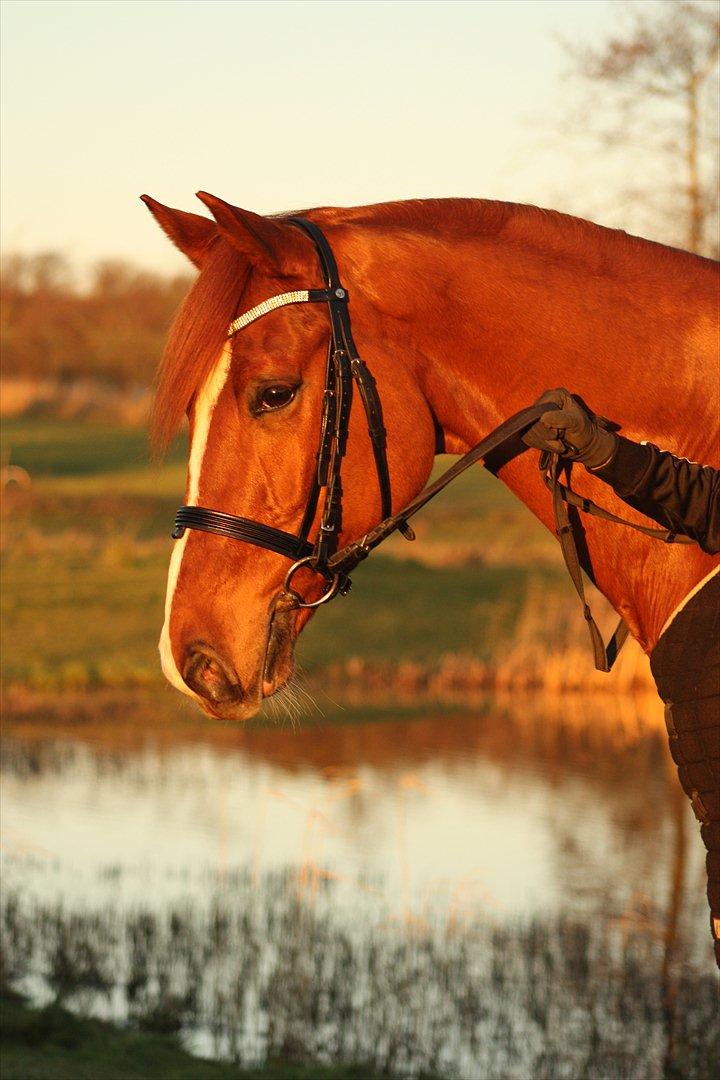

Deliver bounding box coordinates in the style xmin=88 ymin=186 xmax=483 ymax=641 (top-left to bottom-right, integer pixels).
xmin=1 ymin=878 xmax=716 ymax=1079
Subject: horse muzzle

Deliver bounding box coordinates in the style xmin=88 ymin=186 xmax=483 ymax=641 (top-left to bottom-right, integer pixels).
xmin=183 ymin=642 xmax=246 ymax=710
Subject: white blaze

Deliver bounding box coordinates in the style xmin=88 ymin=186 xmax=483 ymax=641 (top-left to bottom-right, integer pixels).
xmin=158 ymin=343 xmax=233 ymax=695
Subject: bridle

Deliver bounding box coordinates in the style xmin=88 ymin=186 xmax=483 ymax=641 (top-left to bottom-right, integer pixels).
xmin=170 ymin=217 xmax=693 ymax=667
xmin=172 ymin=216 xmax=407 ymax=608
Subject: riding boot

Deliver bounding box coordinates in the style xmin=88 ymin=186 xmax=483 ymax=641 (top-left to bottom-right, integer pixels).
xmin=650 ymin=570 xmax=720 ymax=968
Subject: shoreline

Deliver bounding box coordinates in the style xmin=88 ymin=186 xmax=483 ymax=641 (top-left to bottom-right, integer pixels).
xmin=2 ymin=679 xmax=665 ymax=759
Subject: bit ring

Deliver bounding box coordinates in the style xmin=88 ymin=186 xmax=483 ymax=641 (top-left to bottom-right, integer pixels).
xmin=284 ymin=556 xmax=343 ymax=609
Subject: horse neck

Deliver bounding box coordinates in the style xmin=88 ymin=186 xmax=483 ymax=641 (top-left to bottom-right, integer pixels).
xmin=340 ymin=203 xmax=719 ymax=651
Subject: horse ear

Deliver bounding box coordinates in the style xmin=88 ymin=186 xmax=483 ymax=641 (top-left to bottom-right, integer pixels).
xmin=140 ymin=195 xmax=217 ymax=268
xmin=195 ymin=192 xmax=306 ymax=276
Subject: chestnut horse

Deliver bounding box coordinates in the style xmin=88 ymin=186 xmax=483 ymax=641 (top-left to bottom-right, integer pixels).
xmin=144 ymin=193 xmax=718 ymax=720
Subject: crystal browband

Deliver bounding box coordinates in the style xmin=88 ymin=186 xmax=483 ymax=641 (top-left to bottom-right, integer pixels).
xmin=227 ymin=287 xmax=345 ymax=337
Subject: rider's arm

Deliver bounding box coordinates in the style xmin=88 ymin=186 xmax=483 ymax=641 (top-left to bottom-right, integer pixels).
xmin=523 ymin=388 xmax=720 ymax=556
xmin=591 ymin=436 xmax=720 ymax=555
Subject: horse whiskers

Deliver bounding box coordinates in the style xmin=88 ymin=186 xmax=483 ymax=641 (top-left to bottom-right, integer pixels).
xmin=262 ymin=672 xmax=322 ymax=729
xmin=263 ymin=693 xmax=280 ymax=724
xmin=275 ymin=685 xmax=301 ymax=730
xmin=259 ymin=682 xmax=296 ymax=729
xmin=289 ymin=667 xmax=323 ymax=717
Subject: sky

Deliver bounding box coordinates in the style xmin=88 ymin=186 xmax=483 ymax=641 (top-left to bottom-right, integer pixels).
xmin=1 ymin=0 xmax=625 ymax=275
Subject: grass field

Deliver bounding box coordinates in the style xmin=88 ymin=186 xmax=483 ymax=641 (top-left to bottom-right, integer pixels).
xmin=2 ymin=418 xmax=632 ymax=696
xmin=0 ymin=990 xmax=381 ymax=1080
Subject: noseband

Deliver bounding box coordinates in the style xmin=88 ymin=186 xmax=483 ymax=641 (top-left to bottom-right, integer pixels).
xmin=170 ymin=217 xmax=692 ymax=666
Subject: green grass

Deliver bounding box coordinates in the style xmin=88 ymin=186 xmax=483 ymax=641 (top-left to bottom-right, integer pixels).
xmin=1 ymin=418 xmax=568 ymax=690
xmin=1 ymin=537 xmax=566 ymax=686
xmin=0 ymin=991 xmax=380 ymax=1080
xmin=2 ymin=418 xmax=186 ymax=479
xmin=2 ymin=547 xmax=165 ymax=686
xmin=298 ymin=557 xmax=565 ymax=667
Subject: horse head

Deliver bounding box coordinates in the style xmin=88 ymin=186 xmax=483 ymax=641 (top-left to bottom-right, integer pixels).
xmin=143 ymin=193 xmax=436 ymax=721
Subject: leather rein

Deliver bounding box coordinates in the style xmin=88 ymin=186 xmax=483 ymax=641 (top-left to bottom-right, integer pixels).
xmin=170 ymin=217 xmax=693 ymax=671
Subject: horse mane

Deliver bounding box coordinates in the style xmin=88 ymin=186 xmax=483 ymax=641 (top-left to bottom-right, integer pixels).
xmin=151 ymin=238 xmax=248 ymax=452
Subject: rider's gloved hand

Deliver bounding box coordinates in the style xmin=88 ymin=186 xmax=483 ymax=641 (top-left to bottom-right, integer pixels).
xmin=522 ymin=388 xmax=618 ymax=470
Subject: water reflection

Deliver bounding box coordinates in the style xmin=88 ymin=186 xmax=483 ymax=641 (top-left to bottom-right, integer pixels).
xmin=0 ymin=704 xmax=707 ymax=935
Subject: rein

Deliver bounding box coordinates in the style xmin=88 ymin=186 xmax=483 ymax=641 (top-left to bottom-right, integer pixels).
xmin=540 ymin=454 xmax=693 ymax=672
xmin=170 ymin=218 xmax=694 ymax=672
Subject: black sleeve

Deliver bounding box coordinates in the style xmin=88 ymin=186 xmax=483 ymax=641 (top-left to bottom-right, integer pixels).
xmin=592 ymin=436 xmax=720 ymax=555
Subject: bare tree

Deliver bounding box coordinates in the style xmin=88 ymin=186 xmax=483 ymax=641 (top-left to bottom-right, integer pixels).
xmin=561 ymin=0 xmax=719 ymax=256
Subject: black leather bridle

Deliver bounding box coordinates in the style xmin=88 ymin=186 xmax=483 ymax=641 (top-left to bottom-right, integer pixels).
xmin=172 ymin=216 xmax=408 ymax=608
xmin=170 ymin=217 xmax=692 ymax=665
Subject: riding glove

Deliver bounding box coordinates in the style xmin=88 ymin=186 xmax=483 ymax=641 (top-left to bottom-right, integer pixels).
xmin=522 ymin=388 xmax=618 ymax=470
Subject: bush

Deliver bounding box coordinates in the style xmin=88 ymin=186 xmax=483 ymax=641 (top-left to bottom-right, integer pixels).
xmin=1 ymin=252 xmax=191 ymax=386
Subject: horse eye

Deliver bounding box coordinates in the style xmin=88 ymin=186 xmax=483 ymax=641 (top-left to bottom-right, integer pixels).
xmin=256 ymin=384 xmax=297 ymax=412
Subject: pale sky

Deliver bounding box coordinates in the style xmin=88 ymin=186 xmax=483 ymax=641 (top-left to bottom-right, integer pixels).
xmin=1 ymin=0 xmax=626 ymax=274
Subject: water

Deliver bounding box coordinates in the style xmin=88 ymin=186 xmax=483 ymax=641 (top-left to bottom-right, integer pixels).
xmin=1 ymin=697 xmax=716 ymax=1076
xmin=0 ymin=701 xmax=703 ymax=923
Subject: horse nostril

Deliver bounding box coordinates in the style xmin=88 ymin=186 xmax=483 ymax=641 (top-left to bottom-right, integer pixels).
xmin=183 ymin=644 xmax=242 ymax=705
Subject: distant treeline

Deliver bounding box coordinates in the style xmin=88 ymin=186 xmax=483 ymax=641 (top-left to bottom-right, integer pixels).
xmin=1 ymin=253 xmax=192 ymax=386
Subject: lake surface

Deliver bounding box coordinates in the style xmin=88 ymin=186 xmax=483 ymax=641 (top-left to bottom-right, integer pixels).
xmin=2 ymin=697 xmax=716 ymax=1077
